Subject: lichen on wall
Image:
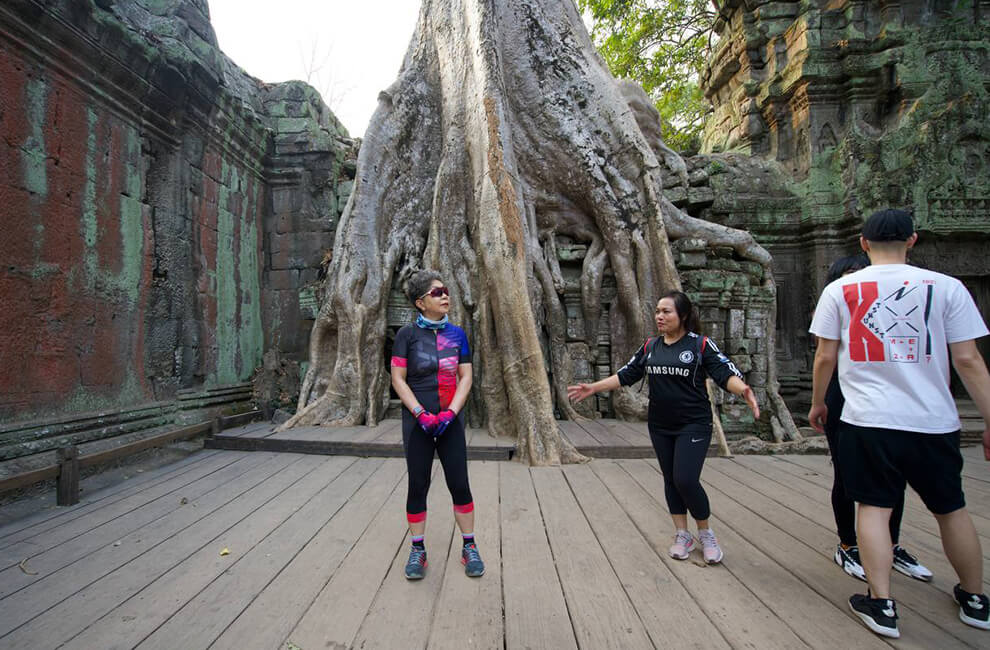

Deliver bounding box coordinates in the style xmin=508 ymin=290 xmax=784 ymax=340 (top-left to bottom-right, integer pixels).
xmin=0 ymin=0 xmax=354 ymax=425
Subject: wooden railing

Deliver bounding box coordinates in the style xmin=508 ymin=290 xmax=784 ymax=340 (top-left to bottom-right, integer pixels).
xmin=0 ymin=410 xmax=262 ymax=506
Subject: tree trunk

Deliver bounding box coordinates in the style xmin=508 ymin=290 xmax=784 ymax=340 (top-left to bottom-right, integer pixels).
xmin=283 ymin=0 xmax=797 ymax=463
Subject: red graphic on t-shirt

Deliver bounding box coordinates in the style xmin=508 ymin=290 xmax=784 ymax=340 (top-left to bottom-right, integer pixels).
xmin=843 ymin=282 xmax=885 ymax=362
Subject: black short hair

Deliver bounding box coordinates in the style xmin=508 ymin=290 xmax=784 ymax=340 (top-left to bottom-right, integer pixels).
xmin=405 ymin=269 xmax=443 ymax=310
xmin=862 ymin=208 xmax=914 ymax=242
xmin=826 ymin=253 xmax=870 ymax=285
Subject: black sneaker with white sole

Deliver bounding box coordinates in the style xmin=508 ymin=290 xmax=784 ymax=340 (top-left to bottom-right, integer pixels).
xmin=892 ymin=545 xmax=933 ymax=582
xmin=953 ymin=584 xmax=990 ymax=630
xmin=834 ymin=545 xmax=866 ymax=582
xmin=849 ymin=593 xmax=899 ymax=638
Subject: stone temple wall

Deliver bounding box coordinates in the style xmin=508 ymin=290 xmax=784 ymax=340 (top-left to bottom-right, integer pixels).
xmin=699 ymin=0 xmax=990 ymax=411
xmin=0 ymin=0 xmax=353 ymax=428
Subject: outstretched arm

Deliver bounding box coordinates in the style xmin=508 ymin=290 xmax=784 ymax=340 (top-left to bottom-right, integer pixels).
xmin=568 ymin=374 xmax=621 ymax=403
xmin=725 ymin=376 xmax=760 ymax=419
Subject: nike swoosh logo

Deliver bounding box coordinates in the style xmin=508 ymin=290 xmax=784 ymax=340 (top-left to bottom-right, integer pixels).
xmin=691 ymin=437 xmax=705 ymax=443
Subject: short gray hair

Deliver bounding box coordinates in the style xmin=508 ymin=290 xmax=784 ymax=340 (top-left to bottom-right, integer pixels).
xmin=405 ymin=269 xmax=443 ymax=310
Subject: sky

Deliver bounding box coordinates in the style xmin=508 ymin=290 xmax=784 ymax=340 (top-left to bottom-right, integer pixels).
xmin=207 ymin=0 xmax=424 ymax=137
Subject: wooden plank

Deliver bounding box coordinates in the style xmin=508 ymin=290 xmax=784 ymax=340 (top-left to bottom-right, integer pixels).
xmin=683 ymin=469 xmax=898 ymax=649
xmin=427 ymin=460 xmax=503 ymax=650
xmin=735 ymin=454 xmax=960 ymax=560
xmin=0 ymin=450 xmax=225 ymax=545
xmin=530 ymin=465 xmax=654 ymax=649
xmin=354 ymin=419 xmax=402 ymax=444
xmin=349 ymin=461 xmax=456 ymax=649
xmin=564 ymin=462 xmax=730 ymax=649
xmin=51 ymin=456 xmax=354 ymax=650
xmin=774 ymin=454 xmax=990 ymax=543
xmin=220 ymin=421 xmax=276 ymax=439
xmin=0 ymin=453 xmax=314 ymax=645
xmin=556 ymin=419 xmax=601 ymax=449
xmin=731 ymin=454 xmax=990 ymax=580
xmin=134 ymin=458 xmax=382 ymax=650
xmin=0 ymin=465 xmax=59 ymax=495
xmin=77 ymin=422 xmax=212 ymax=469
xmin=286 ymin=461 xmax=420 ymax=649
xmin=0 ymin=452 xmax=274 ymax=580
xmin=606 ymin=459 xmax=811 ymax=649
xmin=701 ymin=459 xmax=983 ymax=648
xmin=211 ymin=459 xmax=406 ymax=650
xmin=371 ymin=420 xmax=403 ymax=445
xmin=499 ymin=461 xmax=577 ymax=650
xmin=582 ymin=418 xmax=650 ymax=447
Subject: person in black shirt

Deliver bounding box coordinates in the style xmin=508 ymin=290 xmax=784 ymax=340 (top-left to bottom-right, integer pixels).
xmin=568 ymin=291 xmax=759 ymax=564
xmin=391 ymin=270 xmax=484 ymax=580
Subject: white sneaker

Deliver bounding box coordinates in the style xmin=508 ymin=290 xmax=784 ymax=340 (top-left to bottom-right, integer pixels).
xmin=834 ymin=544 xmax=867 ymax=581
xmin=698 ymin=528 xmax=723 ymax=564
xmin=669 ymin=529 xmax=695 ymax=560
xmin=892 ymin=545 xmax=933 ymax=582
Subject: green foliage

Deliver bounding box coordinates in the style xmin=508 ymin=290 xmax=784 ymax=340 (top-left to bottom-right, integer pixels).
xmin=579 ymin=0 xmax=716 ymax=153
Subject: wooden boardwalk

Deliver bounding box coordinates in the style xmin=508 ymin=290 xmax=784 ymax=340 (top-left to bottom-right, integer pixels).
xmin=0 ymin=441 xmax=987 ymax=649
xmin=207 ymin=417 xmax=657 ymax=459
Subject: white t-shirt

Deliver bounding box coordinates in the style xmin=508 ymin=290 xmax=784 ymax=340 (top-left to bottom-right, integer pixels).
xmin=810 ymin=264 xmax=988 ymax=433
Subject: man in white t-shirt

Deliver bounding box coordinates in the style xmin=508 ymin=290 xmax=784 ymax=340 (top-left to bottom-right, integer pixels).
xmin=808 ymin=209 xmax=990 ymax=639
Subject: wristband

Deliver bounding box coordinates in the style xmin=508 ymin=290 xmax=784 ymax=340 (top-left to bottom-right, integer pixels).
xmin=412 ymin=405 xmax=425 ymax=416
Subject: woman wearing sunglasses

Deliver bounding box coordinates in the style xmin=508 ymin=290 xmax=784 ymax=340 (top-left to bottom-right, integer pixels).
xmin=390 ymin=270 xmax=483 ymax=580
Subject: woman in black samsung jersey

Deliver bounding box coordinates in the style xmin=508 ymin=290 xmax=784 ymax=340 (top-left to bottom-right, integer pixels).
xmin=568 ymin=291 xmax=759 ymax=564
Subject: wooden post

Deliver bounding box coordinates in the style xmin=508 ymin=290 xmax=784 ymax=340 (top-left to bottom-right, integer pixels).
xmin=211 ymin=415 xmax=223 ymax=436
xmin=56 ymin=446 xmax=80 ymax=506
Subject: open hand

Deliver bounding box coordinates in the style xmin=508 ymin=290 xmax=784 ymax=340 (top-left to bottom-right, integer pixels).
xmin=742 ymin=385 xmax=760 ymax=420
xmin=567 ymin=383 xmax=595 ymax=403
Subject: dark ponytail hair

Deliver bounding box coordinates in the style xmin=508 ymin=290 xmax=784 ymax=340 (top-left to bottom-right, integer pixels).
xmin=825 ymin=253 xmax=869 ymax=285
xmin=660 ymin=290 xmax=702 ymax=334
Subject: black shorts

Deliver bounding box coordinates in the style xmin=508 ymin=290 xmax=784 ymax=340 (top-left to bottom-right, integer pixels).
xmin=837 ymin=422 xmax=965 ymax=515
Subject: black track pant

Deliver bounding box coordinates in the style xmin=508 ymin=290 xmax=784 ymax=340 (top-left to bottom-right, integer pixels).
xmin=402 ymin=409 xmax=472 ymax=517
xmin=824 ymin=422 xmax=904 ymax=546
xmin=649 ymin=426 xmax=711 ymax=521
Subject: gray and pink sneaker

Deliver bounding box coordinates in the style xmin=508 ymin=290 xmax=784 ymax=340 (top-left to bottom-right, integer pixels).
xmin=698 ymin=529 xmax=723 ymax=564
xmin=669 ymin=529 xmax=695 ymax=560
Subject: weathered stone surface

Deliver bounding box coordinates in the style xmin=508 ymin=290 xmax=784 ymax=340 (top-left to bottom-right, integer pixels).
xmin=699 ymin=1 xmax=990 ymax=416
xmin=0 ymin=0 xmax=355 ymax=427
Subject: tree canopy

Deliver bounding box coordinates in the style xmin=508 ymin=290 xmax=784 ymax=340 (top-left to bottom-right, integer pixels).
xmin=579 ymin=0 xmax=717 ymax=153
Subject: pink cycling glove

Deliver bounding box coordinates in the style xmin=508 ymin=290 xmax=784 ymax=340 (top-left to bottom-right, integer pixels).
xmin=416 ymin=411 xmax=439 ymax=435
xmin=434 ymin=410 xmax=457 ymax=437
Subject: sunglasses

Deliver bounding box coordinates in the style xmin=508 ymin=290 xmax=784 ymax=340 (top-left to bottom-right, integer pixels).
xmin=419 ymin=286 xmax=449 ymax=299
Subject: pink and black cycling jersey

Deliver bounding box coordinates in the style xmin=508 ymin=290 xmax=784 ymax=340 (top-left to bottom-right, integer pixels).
xmin=390 ymin=323 xmax=471 ymax=411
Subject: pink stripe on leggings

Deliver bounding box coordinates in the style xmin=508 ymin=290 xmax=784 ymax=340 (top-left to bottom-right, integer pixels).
xmin=407 ymin=511 xmax=426 ymax=524
xmin=453 ymin=502 xmax=474 ymax=514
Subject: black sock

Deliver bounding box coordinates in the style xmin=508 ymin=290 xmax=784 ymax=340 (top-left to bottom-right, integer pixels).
xmin=411 ymin=537 xmax=425 ymax=550
xmin=462 ymin=534 xmax=475 ymax=548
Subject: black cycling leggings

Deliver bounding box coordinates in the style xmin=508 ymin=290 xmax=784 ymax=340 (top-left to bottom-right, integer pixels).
xmin=649 ymin=426 xmax=711 ymax=521
xmin=402 ymin=408 xmax=473 ymax=518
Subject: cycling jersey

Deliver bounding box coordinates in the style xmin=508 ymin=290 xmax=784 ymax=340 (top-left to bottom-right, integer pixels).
xmin=616 ymin=332 xmax=743 ymax=433
xmin=391 ymin=323 xmax=471 ymax=411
